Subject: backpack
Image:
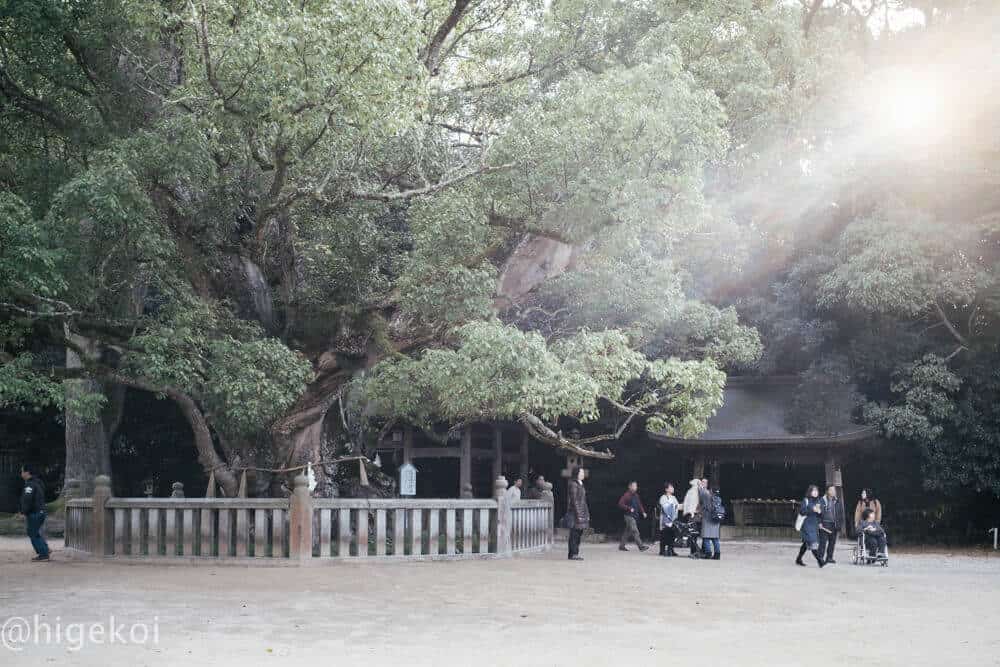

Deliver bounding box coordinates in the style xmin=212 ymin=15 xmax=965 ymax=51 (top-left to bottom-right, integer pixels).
xmin=709 ymin=493 xmax=726 ymax=523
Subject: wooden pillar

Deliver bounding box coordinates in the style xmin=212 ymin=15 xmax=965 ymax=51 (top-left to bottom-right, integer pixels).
xmin=460 ymin=427 xmax=473 ymax=498
xmin=492 ymin=426 xmax=503 ymax=482
xmin=709 ymin=460 xmax=721 ymax=491
xmin=693 ymin=455 xmax=705 ymax=481
xmin=824 ymin=454 xmax=845 ymax=534
xmin=402 ymin=425 xmax=413 ymax=464
xmin=519 ymin=430 xmax=529 ymax=481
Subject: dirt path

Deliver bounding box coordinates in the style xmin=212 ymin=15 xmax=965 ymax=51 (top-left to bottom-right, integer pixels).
xmin=1 ymin=537 xmax=999 ymax=666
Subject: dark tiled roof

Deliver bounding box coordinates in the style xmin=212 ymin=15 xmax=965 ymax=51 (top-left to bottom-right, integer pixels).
xmin=653 ymin=376 xmax=873 ymax=445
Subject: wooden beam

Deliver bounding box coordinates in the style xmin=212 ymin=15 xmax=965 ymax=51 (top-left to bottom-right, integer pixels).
xmin=409 ymin=447 xmax=461 ymax=459
xmin=519 ymin=430 xmax=529 ymax=480
xmin=492 ymin=426 xmax=503 ymax=482
xmin=460 ymin=428 xmax=472 ymax=498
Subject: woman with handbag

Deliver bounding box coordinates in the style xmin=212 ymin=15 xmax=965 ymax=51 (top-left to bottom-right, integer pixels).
xmin=565 ymin=467 xmax=590 ymax=561
xmin=796 ymin=485 xmax=826 ymax=567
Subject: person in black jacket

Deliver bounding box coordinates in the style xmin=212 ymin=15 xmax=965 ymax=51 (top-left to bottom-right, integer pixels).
xmin=15 ymin=464 xmax=50 ymax=561
xmin=796 ymin=485 xmax=826 ymax=567
xmin=818 ymin=485 xmax=843 ymax=564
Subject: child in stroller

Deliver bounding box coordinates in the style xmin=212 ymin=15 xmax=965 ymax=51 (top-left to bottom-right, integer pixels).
xmin=852 ymin=508 xmax=889 ymax=566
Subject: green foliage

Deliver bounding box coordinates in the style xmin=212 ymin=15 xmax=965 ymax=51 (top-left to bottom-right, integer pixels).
xmin=123 ymin=297 xmax=314 ymax=438
xmin=359 ymin=321 xmax=724 ymax=440
xmin=0 ymin=353 xmax=65 ymax=412
xmin=2 ymin=0 xmax=867 ymax=474
xmin=818 ymin=210 xmax=984 ymax=317
xmin=0 ymin=192 xmax=66 ymax=299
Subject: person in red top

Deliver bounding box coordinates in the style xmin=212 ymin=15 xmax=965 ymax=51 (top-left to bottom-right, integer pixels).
xmin=617 ymin=481 xmax=649 ymax=551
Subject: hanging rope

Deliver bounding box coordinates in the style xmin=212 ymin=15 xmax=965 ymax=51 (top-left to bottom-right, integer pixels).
xmin=206 ymin=454 xmax=372 ymax=475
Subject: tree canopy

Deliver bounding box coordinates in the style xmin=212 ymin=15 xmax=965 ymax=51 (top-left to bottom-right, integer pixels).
xmin=3 ymin=0 xmax=999 ymax=498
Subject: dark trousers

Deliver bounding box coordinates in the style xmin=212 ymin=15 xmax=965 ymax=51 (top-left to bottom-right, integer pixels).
xmin=863 ymin=532 xmax=887 ymax=554
xmin=818 ymin=526 xmax=838 ymax=561
xmin=659 ymin=525 xmax=676 ymax=554
xmin=620 ymin=515 xmax=645 ymax=548
xmin=568 ymin=528 xmax=583 ymax=558
xmin=26 ymin=511 xmax=49 ymax=557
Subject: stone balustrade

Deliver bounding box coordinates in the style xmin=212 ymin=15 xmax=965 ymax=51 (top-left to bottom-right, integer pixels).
xmin=63 ymin=475 xmax=553 ymax=563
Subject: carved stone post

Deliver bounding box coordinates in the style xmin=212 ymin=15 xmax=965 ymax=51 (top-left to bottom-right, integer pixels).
xmin=170 ymin=481 xmax=185 ymax=498
xmin=494 ymin=476 xmax=512 ymax=556
xmin=289 ymin=474 xmax=313 ymax=560
xmin=91 ymin=475 xmax=112 ymax=556
xmin=541 ymin=480 xmax=554 ymax=547
xmin=62 ymin=478 xmax=85 ymax=501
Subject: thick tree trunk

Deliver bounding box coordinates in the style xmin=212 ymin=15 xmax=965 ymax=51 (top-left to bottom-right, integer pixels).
xmin=63 ymin=334 xmax=113 ymax=498
xmin=270 ymin=363 xmax=351 ymax=496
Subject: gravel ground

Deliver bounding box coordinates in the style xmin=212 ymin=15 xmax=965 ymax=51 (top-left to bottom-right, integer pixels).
xmin=1 ymin=536 xmax=999 ymax=666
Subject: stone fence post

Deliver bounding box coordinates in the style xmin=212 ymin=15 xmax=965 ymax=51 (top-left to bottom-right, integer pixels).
xmin=540 ymin=480 xmax=554 ymax=545
xmin=494 ymin=476 xmax=512 ymax=556
xmin=91 ymin=475 xmax=112 ymax=556
xmin=171 ymin=482 xmax=185 ymax=498
xmin=289 ymin=474 xmax=313 ymax=561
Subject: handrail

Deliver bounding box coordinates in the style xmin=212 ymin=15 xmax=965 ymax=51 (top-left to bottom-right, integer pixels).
xmin=106 ymin=498 xmax=289 ymax=509
xmin=313 ymin=498 xmax=497 ymax=510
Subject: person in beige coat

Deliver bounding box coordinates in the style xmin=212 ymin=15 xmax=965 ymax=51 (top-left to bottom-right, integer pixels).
xmin=854 ymin=488 xmax=883 ymax=534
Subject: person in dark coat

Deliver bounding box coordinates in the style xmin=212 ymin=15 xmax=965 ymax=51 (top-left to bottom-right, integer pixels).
xmin=15 ymin=464 xmax=50 ymax=562
xmin=697 ymin=481 xmax=722 ymax=560
xmin=796 ymin=485 xmax=826 ymax=567
xmin=567 ymin=467 xmax=590 ymax=561
xmin=818 ymin=485 xmax=843 ymax=564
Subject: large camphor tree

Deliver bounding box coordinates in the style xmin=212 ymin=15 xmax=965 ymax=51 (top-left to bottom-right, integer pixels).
xmin=1 ymin=0 xmax=853 ymax=496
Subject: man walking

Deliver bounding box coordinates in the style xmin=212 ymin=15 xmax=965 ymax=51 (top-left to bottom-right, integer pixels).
xmin=818 ymin=485 xmax=843 ymax=564
xmin=617 ymin=481 xmax=649 ymax=551
xmin=15 ymin=464 xmax=50 ymax=562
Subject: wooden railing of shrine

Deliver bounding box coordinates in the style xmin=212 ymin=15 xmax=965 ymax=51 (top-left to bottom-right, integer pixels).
xmin=63 ymin=475 xmax=553 ymax=563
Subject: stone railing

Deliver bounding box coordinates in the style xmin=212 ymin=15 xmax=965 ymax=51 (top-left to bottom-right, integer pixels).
xmin=510 ymin=499 xmax=554 ymax=553
xmin=64 ymin=475 xmax=553 ymax=563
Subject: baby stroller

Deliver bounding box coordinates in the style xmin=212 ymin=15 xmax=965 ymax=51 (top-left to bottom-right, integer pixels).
xmin=851 ymin=527 xmax=889 ymax=567
xmin=672 ymin=517 xmax=701 ymax=551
